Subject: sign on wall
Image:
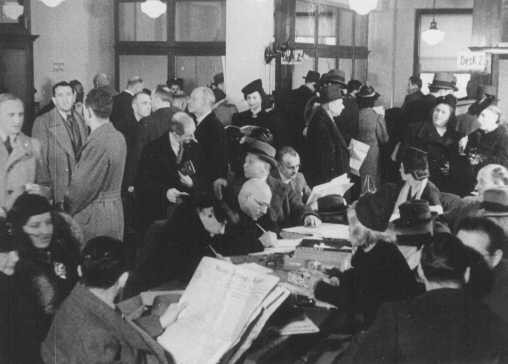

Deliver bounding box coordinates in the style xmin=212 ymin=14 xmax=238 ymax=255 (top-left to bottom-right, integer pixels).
xmin=457 ymin=51 xmax=490 ymax=72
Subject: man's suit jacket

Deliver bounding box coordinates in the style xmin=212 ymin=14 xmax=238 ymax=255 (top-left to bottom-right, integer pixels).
xmin=32 ymin=108 xmax=88 ymax=204
xmin=0 ymin=133 xmax=44 ymax=209
xmin=111 ymin=90 xmax=134 ymax=138
xmin=135 ymin=133 xmax=201 ymax=230
xmin=195 ymin=112 xmax=228 ymax=186
xmin=42 ymin=284 xmax=171 ymax=364
xmin=67 ymin=122 xmax=126 ymax=242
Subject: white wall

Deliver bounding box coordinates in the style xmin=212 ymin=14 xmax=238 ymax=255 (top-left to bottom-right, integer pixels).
xmin=225 ymin=0 xmax=276 ymax=111
xmin=31 ymin=0 xmax=114 ymax=105
xmin=368 ymin=0 xmax=473 ymax=108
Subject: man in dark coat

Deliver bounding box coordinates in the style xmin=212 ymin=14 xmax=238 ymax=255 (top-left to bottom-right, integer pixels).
xmin=336 ymin=79 xmax=361 ymax=143
xmin=110 ymin=75 xmax=143 ymax=138
xmin=232 ymin=79 xmax=290 ymax=148
xmin=188 ymin=86 xmax=228 ymax=189
xmin=351 ymin=233 xmax=508 ymax=364
xmin=42 ymin=237 xmax=176 ymax=364
xmin=400 ymin=75 xmax=425 ymax=125
xmin=66 ymin=88 xmax=126 ymax=243
xmin=135 ymin=112 xmax=201 ymax=231
xmin=305 ymin=84 xmax=349 ymax=187
xmin=286 ymin=70 xmax=320 ymax=153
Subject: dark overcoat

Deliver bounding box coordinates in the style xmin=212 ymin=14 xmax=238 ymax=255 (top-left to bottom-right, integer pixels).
xmin=232 ymin=108 xmax=290 ymax=148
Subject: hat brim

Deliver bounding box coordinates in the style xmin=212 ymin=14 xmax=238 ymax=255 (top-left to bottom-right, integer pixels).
xmin=428 ymin=83 xmax=458 ymax=92
xmin=357 ymin=92 xmax=380 ymax=100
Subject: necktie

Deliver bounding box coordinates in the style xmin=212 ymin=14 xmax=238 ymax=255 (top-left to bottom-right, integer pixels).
xmin=176 ymin=142 xmax=184 ymax=164
xmin=4 ymin=136 xmax=12 ymax=155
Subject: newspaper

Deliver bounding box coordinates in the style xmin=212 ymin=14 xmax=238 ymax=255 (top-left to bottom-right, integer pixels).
xmin=306 ymin=174 xmax=354 ymax=207
xmin=349 ymin=138 xmax=370 ymax=176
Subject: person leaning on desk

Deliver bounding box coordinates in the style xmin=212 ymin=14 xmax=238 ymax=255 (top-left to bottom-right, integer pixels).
xmin=312 ymin=190 xmax=419 ymax=333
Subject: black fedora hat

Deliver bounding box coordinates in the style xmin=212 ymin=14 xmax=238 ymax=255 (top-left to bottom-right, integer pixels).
xmin=244 ymin=139 xmax=278 ymax=169
xmin=391 ymin=200 xmax=435 ymax=236
xmin=319 ymin=84 xmax=343 ymax=104
xmin=321 ymin=69 xmax=346 ymax=86
xmin=303 ymin=70 xmax=320 ymax=83
xmin=357 ymin=85 xmax=380 ymax=100
xmin=429 ymin=72 xmax=458 ymax=92
xmin=241 ymin=79 xmax=265 ymax=97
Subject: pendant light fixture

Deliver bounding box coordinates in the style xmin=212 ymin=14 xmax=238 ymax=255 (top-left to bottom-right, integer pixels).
xmin=39 ymin=0 xmax=65 ymax=7
xmin=422 ymin=0 xmax=445 ymax=46
xmin=2 ymin=1 xmax=24 ymax=20
xmin=141 ymin=0 xmax=167 ymax=19
xmin=349 ymin=0 xmax=377 ymax=16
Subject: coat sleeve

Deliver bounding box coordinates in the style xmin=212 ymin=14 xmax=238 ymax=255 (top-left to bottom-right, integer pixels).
xmin=375 ymin=114 xmax=390 ymax=145
xmin=200 ymin=121 xmax=228 ymax=182
xmin=31 ymin=119 xmax=52 ymax=196
xmin=67 ymin=144 xmax=110 ymax=215
xmin=78 ymin=328 xmax=123 ymax=364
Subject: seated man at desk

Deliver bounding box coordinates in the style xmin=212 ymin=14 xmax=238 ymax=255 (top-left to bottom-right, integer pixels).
xmin=224 ymin=139 xmax=321 ymax=232
xmin=219 ymin=178 xmax=276 ymax=255
xmin=274 ymin=146 xmax=311 ymax=203
xmin=42 ymin=236 xmax=183 ymax=364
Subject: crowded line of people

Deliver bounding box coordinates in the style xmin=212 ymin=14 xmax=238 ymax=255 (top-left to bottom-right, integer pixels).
xmin=1 ymin=68 xmax=508 ymax=363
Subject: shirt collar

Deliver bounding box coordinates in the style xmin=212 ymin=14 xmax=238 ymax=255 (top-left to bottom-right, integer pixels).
xmin=57 ymin=108 xmax=71 ymax=121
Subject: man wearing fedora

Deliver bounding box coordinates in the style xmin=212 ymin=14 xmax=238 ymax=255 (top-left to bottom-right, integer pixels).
xmin=305 ymin=83 xmax=349 ymax=187
xmin=286 ymin=70 xmax=320 ymax=153
xmin=479 ymin=187 xmax=508 ymax=237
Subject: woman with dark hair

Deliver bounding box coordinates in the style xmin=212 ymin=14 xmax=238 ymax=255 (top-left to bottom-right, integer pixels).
xmin=356 ymin=85 xmax=389 ymax=192
xmin=352 ymin=233 xmax=508 ymax=363
xmin=1 ymin=193 xmax=80 ymax=363
xmin=404 ymin=95 xmax=463 ymax=194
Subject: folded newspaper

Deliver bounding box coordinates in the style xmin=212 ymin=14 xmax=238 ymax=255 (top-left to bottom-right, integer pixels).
xmin=157 ymin=257 xmax=290 ymax=364
xmin=306 ymin=174 xmax=354 ymax=207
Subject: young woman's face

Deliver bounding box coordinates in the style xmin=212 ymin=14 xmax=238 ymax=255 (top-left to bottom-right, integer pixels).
xmin=22 ymin=212 xmax=53 ymax=249
xmin=432 ymin=103 xmax=452 ymax=128
xmin=246 ymin=92 xmax=262 ymax=111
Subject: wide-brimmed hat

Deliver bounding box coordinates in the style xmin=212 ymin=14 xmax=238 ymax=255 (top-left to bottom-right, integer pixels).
xmin=481 ymin=187 xmax=508 ymax=216
xmin=319 ymin=84 xmax=343 ymax=104
xmin=213 ymin=72 xmax=224 ymax=85
xmin=435 ymin=94 xmax=457 ymax=108
xmin=241 ymin=79 xmax=265 ymax=97
xmin=317 ymin=194 xmax=348 ymax=219
xmin=429 ymin=72 xmax=458 ymax=92
xmin=354 ymin=189 xmax=394 ymax=232
xmin=244 ymin=139 xmax=277 ymax=168
xmin=303 ymin=70 xmax=320 ymax=83
xmin=402 ymin=147 xmax=429 ymax=181
xmin=7 ymin=193 xmax=52 ymax=228
xmin=357 ymin=85 xmax=380 ymax=100
xmin=167 ymin=78 xmax=183 ymax=88
xmin=391 ymin=200 xmax=436 ymax=236
xmin=320 ymin=69 xmax=346 ymax=87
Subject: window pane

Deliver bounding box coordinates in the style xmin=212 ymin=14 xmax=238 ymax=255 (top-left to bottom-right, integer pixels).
xmin=339 ymin=59 xmax=352 ymax=81
xmin=338 ymin=9 xmax=353 ymax=46
xmin=318 ymin=5 xmax=337 ymax=45
xmin=175 ymin=56 xmax=224 ymax=94
xmin=419 ymin=13 xmax=472 ymax=72
xmin=292 ymin=52 xmax=316 ymax=88
xmin=354 ymin=59 xmax=368 ymax=81
xmin=175 ymin=1 xmax=225 ymax=41
xmin=318 ymin=57 xmax=336 ymax=74
xmin=295 ymin=1 xmax=316 ymax=44
xmin=119 ymin=2 xmax=167 ymax=41
xmin=119 ymin=55 xmax=168 ymax=91
xmin=354 ymin=14 xmax=368 ymax=47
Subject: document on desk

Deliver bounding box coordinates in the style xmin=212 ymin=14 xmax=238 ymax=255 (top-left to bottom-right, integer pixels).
xmin=157 ymin=257 xmax=281 ymax=364
xmin=349 ymin=138 xmax=370 ymax=176
xmin=306 ymin=174 xmax=354 ymax=206
xmin=283 ymin=223 xmax=350 ymax=240
xmin=279 ymin=313 xmax=320 ymax=336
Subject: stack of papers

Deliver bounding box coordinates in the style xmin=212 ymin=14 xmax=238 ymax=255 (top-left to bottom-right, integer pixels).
xmin=349 ymin=139 xmax=370 ymax=176
xmin=283 ymin=223 xmax=350 ymax=240
xmin=157 ymin=257 xmax=289 ymax=364
xmin=306 ymin=174 xmax=354 ymax=207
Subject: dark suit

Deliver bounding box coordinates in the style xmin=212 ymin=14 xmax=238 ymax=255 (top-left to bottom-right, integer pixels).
xmin=286 ymin=85 xmax=315 ymax=152
xmin=195 ymin=112 xmax=228 ymax=186
xmin=305 ymin=106 xmax=350 ymax=187
xmin=485 ymin=259 xmax=508 ymax=324
xmin=42 ymin=284 xmax=171 ymax=364
xmin=135 ymin=134 xmax=201 ymax=231
xmin=110 ymin=90 xmax=135 ymax=138
xmin=336 ymin=94 xmax=360 ymax=143
xmin=402 ymin=91 xmax=435 ymax=124
xmin=352 ymin=289 xmax=508 ymax=364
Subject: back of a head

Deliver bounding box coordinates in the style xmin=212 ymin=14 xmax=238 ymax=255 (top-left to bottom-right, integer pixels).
xmin=85 ymin=87 xmax=113 ymax=119
xmin=93 ymin=73 xmax=110 ymax=88
xmin=81 ymin=236 xmax=126 ymax=289
xmin=127 ymin=76 xmax=143 ymax=89
xmin=457 ymin=216 xmax=506 ymax=255
xmin=409 ymin=75 xmax=422 ymax=89
xmin=421 ymin=233 xmax=470 ymax=284
xmin=191 ymin=86 xmax=215 ymax=107
xmin=169 ymin=111 xmax=194 ymax=135
xmin=347 ymin=79 xmax=362 ymax=94
xmin=153 ymin=84 xmax=173 ymax=104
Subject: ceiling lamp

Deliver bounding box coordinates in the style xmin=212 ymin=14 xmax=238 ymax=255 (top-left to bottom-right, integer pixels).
xmin=39 ymin=0 xmax=65 ymax=7
xmin=349 ymin=0 xmax=377 ymax=15
xmin=141 ymin=0 xmax=167 ymax=19
xmin=422 ymin=0 xmax=445 ymax=46
xmin=2 ymin=1 xmax=24 ymax=20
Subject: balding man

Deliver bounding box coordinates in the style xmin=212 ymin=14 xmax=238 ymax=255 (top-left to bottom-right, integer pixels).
xmin=219 ymin=178 xmax=275 ymax=255
xmin=188 ymin=86 xmax=228 ymax=190
xmin=135 ymin=111 xmax=201 ymax=231
xmin=0 ymin=94 xmax=46 ymax=214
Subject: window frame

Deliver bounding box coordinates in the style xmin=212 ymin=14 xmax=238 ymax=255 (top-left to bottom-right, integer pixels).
xmin=114 ymin=0 xmax=225 ymax=90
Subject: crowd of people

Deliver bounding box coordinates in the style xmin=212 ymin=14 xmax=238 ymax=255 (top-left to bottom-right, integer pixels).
xmin=1 ymin=67 xmax=508 ymax=363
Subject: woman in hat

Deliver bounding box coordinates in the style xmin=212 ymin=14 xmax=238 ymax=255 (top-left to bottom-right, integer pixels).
xmin=460 ymin=105 xmax=508 ymax=194
xmin=404 ymin=95 xmax=463 ymax=194
xmin=232 ymin=79 xmax=289 ymax=148
xmin=1 ymin=193 xmax=81 ymax=363
xmin=305 ymin=84 xmax=350 ymax=187
xmin=313 ymin=191 xmax=418 ymax=332
xmin=356 ymin=85 xmax=389 ymax=192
